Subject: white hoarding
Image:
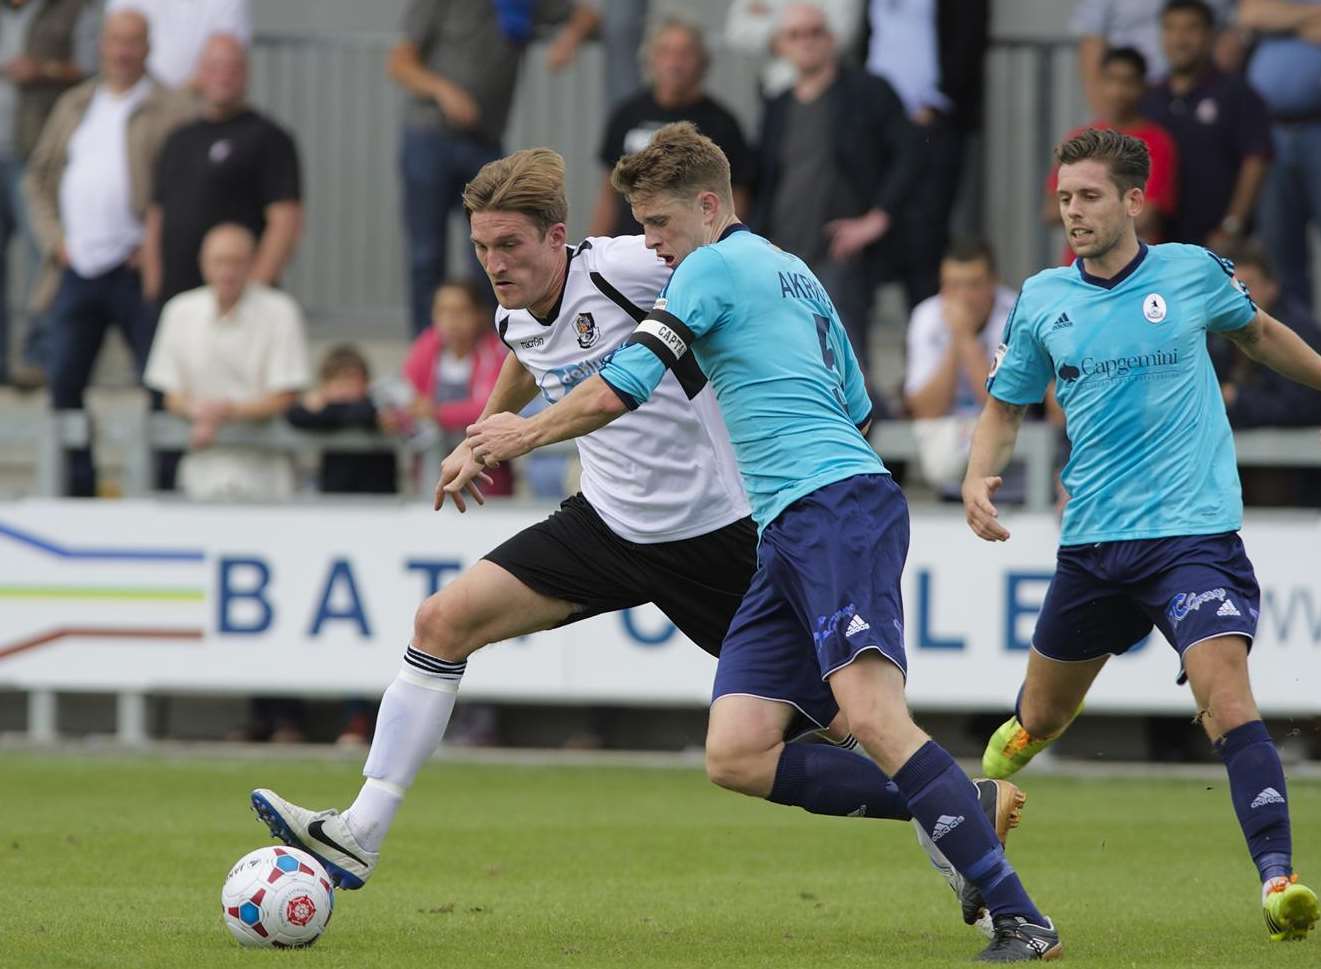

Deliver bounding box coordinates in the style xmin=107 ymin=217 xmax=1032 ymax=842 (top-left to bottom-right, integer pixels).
xmin=1 ymin=500 xmax=1318 ymax=714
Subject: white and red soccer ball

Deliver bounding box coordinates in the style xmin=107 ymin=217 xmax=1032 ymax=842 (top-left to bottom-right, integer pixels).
xmin=221 ymin=846 xmax=334 ymax=947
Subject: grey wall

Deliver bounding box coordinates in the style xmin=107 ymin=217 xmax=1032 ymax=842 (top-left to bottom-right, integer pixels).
xmin=252 ymin=0 xmax=1078 ymax=41
xmin=245 ymin=1 xmax=1084 ymax=328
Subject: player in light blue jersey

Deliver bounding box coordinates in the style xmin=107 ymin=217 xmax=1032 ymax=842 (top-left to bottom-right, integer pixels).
xmin=468 ymin=122 xmax=1060 ymax=962
xmin=966 ymin=127 xmax=1321 ymax=942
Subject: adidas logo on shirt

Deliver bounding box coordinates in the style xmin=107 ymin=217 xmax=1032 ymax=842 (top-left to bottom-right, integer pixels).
xmin=932 ymin=814 xmax=965 ymax=841
xmin=1052 ymin=312 xmax=1073 ymax=329
xmin=1251 ymin=787 xmax=1285 ymax=809
xmin=845 ymin=614 xmax=872 ymax=638
xmin=1217 ymin=599 xmax=1241 ymax=617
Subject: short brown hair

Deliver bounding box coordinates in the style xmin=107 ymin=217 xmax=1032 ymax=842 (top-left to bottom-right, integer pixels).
xmin=610 ymin=121 xmax=733 ymax=206
xmin=318 ymin=343 xmax=371 ymax=383
xmin=462 ymin=148 xmax=567 ymax=235
xmin=1056 ymin=128 xmax=1151 ymax=196
xmin=944 ymin=237 xmax=997 ymax=273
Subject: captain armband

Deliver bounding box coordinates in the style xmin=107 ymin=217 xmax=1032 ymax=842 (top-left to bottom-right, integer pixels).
xmin=627 ymin=310 xmax=697 ymax=370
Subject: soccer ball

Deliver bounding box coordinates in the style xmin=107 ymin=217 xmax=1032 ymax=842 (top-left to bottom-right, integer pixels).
xmin=220 ymin=846 xmax=334 ymax=947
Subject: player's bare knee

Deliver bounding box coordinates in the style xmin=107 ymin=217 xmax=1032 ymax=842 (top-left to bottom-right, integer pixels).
xmin=704 ymin=744 xmax=758 ymax=794
xmin=843 ymin=707 xmax=916 ymax=762
xmin=1203 ymin=692 xmax=1258 ymax=735
xmin=412 ymin=593 xmax=478 ymax=663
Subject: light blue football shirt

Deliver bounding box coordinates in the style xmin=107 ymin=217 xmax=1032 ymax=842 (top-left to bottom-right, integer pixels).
xmin=989 ymin=242 xmax=1258 ymax=546
xmin=599 ymin=225 xmax=883 ymax=531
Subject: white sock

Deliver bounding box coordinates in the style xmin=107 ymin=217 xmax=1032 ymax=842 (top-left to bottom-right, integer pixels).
xmin=343 ymin=645 xmax=464 ymax=852
xmin=345 ymin=779 xmax=403 ymax=853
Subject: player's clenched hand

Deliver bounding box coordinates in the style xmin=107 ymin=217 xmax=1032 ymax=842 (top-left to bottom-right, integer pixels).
xmin=434 ymin=439 xmax=494 ymax=513
xmin=467 ymin=412 xmax=533 ymax=468
xmin=963 ymin=475 xmax=1010 ymax=542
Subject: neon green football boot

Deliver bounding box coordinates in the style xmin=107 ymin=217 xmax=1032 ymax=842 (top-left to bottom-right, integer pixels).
xmin=1264 ymin=875 xmax=1320 ymax=941
xmin=981 ymin=705 xmax=1082 ymax=779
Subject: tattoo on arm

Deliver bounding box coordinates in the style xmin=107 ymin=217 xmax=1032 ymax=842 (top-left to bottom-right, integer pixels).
xmin=994 ymin=400 xmax=1028 ymax=423
xmin=1226 ymin=318 xmax=1264 ymax=351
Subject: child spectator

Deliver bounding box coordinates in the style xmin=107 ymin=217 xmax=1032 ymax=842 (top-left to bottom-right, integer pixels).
xmin=287 ymin=344 xmax=400 ymax=495
xmin=403 ymin=279 xmax=513 ymax=496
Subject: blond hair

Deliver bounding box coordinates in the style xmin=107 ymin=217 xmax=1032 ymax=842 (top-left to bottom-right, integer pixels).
xmin=610 ymin=121 xmax=732 ymax=206
xmin=462 ymin=148 xmax=568 ymax=234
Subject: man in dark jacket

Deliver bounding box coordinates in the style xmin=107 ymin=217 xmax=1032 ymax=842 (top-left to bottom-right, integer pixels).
xmin=752 ymin=2 xmax=921 ymax=392
xmin=1212 ymin=239 xmax=1321 ymax=506
xmin=864 ymin=0 xmax=990 ymax=307
xmin=0 ymin=0 xmax=99 ymax=387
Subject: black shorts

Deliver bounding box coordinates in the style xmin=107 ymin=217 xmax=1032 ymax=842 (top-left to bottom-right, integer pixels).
xmin=483 ymin=493 xmax=757 ymax=657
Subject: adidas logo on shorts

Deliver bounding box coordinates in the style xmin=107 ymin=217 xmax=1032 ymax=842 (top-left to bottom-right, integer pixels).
xmin=932 ymin=814 xmax=965 ymax=841
xmin=1217 ymin=599 xmax=1241 ymax=617
xmin=845 ymin=614 xmax=871 ymax=638
xmin=1251 ymin=787 xmax=1285 ymax=809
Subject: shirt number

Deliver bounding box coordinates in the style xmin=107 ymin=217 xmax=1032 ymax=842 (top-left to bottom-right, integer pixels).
xmin=814 ymin=314 xmax=848 ymax=408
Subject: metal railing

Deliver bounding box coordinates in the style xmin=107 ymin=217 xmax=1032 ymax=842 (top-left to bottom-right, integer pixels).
xmin=8 ymin=406 xmax=1321 ymax=511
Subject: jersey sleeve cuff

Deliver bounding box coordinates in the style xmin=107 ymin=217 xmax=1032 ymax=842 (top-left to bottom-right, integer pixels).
xmin=990 ymin=387 xmax=1044 ymax=406
xmin=855 ymin=407 xmax=874 ymax=432
xmin=601 ymin=374 xmax=641 ymax=411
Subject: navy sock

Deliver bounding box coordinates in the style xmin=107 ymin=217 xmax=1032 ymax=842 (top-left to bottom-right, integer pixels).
xmin=767 ymin=742 xmax=911 ymax=820
xmin=894 ymin=741 xmax=1045 ymax=924
xmin=1215 ymin=720 xmax=1292 ymax=882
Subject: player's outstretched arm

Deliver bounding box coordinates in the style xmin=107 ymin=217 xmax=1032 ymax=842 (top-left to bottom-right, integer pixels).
xmin=962 ymin=397 xmax=1027 ymax=542
xmin=1227 ymin=309 xmax=1321 ymax=393
xmin=467 ymin=375 xmax=627 ymax=468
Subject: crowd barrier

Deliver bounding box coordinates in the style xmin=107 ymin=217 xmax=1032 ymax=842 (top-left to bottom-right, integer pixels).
xmin=2 ymin=495 xmax=1319 ymax=742
xmin=6 ymin=409 xmax=1321 ymax=507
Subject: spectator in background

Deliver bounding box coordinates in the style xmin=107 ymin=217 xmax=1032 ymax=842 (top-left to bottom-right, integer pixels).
xmin=144 ymin=223 xmax=309 ymax=501
xmin=24 ymin=8 xmax=192 ymax=497
xmin=865 ymin=0 xmax=990 ymax=307
xmin=1044 ymin=48 xmax=1178 ymax=260
xmin=287 ymin=344 xmax=401 ymax=496
xmin=590 ymin=0 xmax=649 ymax=105
xmin=1239 ymin=0 xmax=1321 ymax=308
xmin=1212 ymin=240 xmax=1321 ymax=507
xmin=1141 ymin=0 xmax=1271 ymax=249
xmin=725 ymin=0 xmax=863 ymax=98
xmin=403 ymin=278 xmax=513 ymax=497
xmin=1071 ymin=0 xmax=1237 ymax=114
xmin=752 ymin=3 xmax=920 ymax=395
xmin=388 ymin=0 xmax=575 ymax=337
xmin=0 ymin=0 xmax=99 ymax=390
xmin=1212 ymin=240 xmax=1321 ymax=426
xmin=589 ymin=17 xmax=753 ymax=237
xmin=903 ymin=238 xmax=1016 ymax=498
xmin=144 ymin=34 xmax=301 ymax=307
xmin=105 ymin=0 xmax=249 ymax=90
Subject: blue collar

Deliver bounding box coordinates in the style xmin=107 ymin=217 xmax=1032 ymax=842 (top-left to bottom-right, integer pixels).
xmin=1076 ymin=241 xmax=1148 ymax=290
xmin=718 ymin=222 xmax=750 ymax=242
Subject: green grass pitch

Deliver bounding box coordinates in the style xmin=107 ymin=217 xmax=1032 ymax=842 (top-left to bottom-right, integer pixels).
xmin=4 ymin=752 xmax=1318 ymax=968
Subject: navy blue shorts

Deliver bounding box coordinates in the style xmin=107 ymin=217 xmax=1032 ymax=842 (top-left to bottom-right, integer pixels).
xmin=712 ymin=473 xmax=909 ymax=730
xmin=1033 ymin=531 xmax=1260 ymax=666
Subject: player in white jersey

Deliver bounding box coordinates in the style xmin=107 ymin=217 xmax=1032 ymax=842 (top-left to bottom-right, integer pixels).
xmin=249 ymin=150 xmax=1022 ymax=932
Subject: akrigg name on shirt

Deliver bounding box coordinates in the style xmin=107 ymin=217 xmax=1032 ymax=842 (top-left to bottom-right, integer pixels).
xmin=777 ymin=271 xmax=831 ymax=305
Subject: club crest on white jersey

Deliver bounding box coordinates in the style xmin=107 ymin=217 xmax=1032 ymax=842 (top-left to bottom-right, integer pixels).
xmin=496 ymin=236 xmax=749 ymax=543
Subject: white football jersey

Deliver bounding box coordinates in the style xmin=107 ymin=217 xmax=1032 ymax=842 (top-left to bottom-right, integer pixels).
xmin=498 ymin=235 xmax=750 ymax=543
